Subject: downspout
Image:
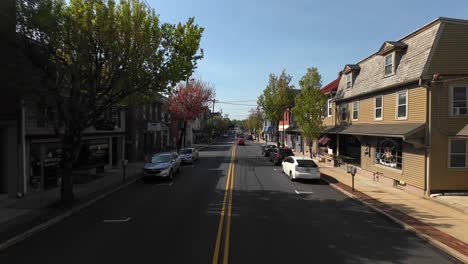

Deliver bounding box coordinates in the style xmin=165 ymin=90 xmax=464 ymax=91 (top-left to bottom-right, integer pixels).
xmin=420 ymin=78 xmax=431 ymax=196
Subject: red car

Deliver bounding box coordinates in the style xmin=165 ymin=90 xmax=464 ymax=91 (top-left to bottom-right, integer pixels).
xmin=237 ymin=136 xmax=245 ymax=145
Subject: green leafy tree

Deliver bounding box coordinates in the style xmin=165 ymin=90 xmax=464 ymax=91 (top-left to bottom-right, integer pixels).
xmin=291 ymin=67 xmax=325 ymax=157
xmin=257 ymin=70 xmax=295 ymax=145
xmin=244 ymin=108 xmax=263 ymax=140
xmin=206 ymin=115 xmax=232 ymax=136
xmin=17 ymin=0 xmax=204 ymax=202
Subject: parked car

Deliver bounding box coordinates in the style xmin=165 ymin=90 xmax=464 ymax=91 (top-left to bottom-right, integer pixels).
xmin=261 ymin=144 xmax=277 ymax=157
xmin=179 ymin=148 xmax=199 ymax=164
xmin=237 ymin=136 xmax=245 ymax=145
xmin=142 ymin=152 xmax=181 ymax=181
xmin=269 ymin=147 xmax=294 ymax=165
xmin=282 ymin=156 xmax=320 ymax=181
xmin=246 ymin=134 xmax=253 ymax=140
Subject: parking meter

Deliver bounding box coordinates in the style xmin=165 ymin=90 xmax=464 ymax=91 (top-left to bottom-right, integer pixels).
xmin=121 ymin=159 xmax=128 ymax=182
xmin=350 ymin=166 xmax=357 ymax=192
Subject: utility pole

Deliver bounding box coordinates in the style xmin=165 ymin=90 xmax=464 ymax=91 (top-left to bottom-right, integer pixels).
xmin=211 ymin=98 xmax=215 ymax=139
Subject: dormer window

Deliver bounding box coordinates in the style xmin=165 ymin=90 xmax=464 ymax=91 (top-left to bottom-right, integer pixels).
xmin=346 ymin=73 xmax=352 ymax=88
xmin=342 ymin=64 xmax=360 ymax=89
xmin=378 ymin=41 xmax=407 ymax=77
xmin=384 ymin=53 xmax=394 ymax=76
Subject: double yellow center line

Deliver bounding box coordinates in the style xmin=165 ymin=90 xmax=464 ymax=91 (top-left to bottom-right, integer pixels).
xmin=212 ymin=145 xmax=236 ymax=264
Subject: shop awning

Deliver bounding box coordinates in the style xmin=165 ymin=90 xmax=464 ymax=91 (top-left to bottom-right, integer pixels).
xmin=285 ymin=126 xmax=301 ymax=134
xmin=323 ymin=123 xmax=425 ymax=139
xmin=318 ymin=136 xmax=331 ymax=145
xmin=456 ymin=124 xmax=468 ymax=138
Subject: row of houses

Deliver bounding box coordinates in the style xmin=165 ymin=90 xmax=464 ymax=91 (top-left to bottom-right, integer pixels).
xmin=0 ymin=94 xmax=214 ymax=198
xmin=265 ymin=17 xmax=468 ymax=196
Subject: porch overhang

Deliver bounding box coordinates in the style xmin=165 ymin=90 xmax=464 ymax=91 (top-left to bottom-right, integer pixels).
xmin=323 ymin=123 xmax=426 ymax=140
xmin=456 ymin=124 xmax=468 ymax=138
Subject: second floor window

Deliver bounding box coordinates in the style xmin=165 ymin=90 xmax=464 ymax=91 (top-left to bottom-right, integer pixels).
xmin=375 ymin=95 xmax=383 ymax=120
xmin=384 ymin=53 xmax=394 ymax=76
xmin=346 ymin=73 xmax=352 ymax=88
xmin=327 ymin=99 xmax=332 ymax=117
xmin=396 ymin=91 xmax=407 ymax=119
xmin=451 ymin=86 xmax=468 ymax=116
xmin=340 ymin=104 xmax=348 ymax=121
xmin=352 ymin=101 xmax=359 ymax=120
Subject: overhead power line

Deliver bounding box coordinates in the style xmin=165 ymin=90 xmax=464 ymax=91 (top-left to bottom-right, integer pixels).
xmin=216 ymin=101 xmax=256 ymax=107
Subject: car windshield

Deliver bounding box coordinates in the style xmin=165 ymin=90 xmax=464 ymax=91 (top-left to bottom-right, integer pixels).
xmin=180 ymin=149 xmax=193 ymax=154
xmin=151 ymin=155 xmax=170 ymax=163
xmin=297 ymin=160 xmax=317 ymax=167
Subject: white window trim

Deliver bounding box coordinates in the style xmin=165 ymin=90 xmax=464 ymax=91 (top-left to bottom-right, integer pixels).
xmin=327 ymin=99 xmax=332 ymax=117
xmin=352 ymin=101 xmax=359 ymax=121
xmin=346 ymin=73 xmax=352 ymax=89
xmin=374 ymin=95 xmax=383 ymax=121
xmin=448 ymin=138 xmax=468 ymax=169
xmin=395 ymin=90 xmax=408 ymax=120
xmin=449 ymin=86 xmax=468 ymax=117
xmin=384 ymin=52 xmax=395 ymax=77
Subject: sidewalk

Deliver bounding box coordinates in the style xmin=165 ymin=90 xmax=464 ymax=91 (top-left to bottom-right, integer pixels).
xmin=0 ymin=161 xmax=144 ymax=246
xmin=288 ymin=148 xmax=468 ymax=262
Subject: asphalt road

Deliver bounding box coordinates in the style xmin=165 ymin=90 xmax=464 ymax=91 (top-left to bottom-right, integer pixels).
xmin=0 ymin=137 xmax=460 ymax=264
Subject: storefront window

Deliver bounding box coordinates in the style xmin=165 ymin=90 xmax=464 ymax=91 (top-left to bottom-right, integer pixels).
xmin=77 ymin=139 xmax=109 ymax=166
xmin=375 ymin=138 xmax=402 ymax=169
xmin=43 ymin=144 xmax=62 ymax=189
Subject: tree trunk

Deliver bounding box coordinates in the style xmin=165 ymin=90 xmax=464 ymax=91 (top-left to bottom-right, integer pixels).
xmin=276 ymin=121 xmax=280 ymax=146
xmin=60 ymin=161 xmax=74 ymax=203
xmin=308 ymin=138 xmax=313 ymax=158
xmin=177 ymin=120 xmax=187 ymax=153
xmin=59 ymin=133 xmax=80 ymax=204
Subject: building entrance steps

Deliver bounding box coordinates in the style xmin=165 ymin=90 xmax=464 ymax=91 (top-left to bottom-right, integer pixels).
xmin=289 ymin=149 xmax=468 ymax=261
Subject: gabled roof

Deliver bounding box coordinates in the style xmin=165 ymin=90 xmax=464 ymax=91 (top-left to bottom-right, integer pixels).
xmin=342 ymin=64 xmax=361 ymax=74
xmin=321 ymin=73 xmax=341 ymax=94
xmin=377 ymin=41 xmax=408 ymax=55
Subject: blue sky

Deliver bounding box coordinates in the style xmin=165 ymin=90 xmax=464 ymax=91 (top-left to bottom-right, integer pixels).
xmin=149 ymin=0 xmax=468 ymax=120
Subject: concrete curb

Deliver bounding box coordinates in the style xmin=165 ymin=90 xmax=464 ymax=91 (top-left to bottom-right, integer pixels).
xmin=321 ymin=177 xmax=468 ymax=263
xmin=0 ymin=175 xmax=142 ymax=251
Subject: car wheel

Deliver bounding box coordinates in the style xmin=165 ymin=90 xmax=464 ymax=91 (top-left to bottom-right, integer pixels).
xmin=289 ymin=171 xmax=295 ymax=181
xmin=169 ymin=170 xmax=173 ymax=181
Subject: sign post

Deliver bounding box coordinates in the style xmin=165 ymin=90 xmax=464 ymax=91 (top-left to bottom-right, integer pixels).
xmin=121 ymin=159 xmax=128 ymax=183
